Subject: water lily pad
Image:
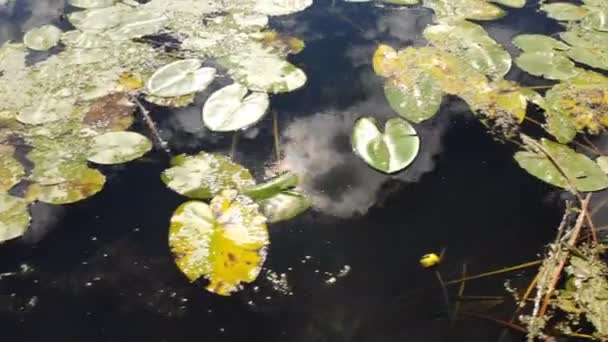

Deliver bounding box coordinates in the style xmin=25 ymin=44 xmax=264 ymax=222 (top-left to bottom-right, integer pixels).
xmin=425 ymin=0 xmax=506 ymax=22
xmin=515 ymin=51 xmax=579 ymax=80
xmin=583 ymin=7 xmax=608 ymax=31
xmin=67 ymin=0 xmax=115 ymax=9
xmin=202 ymin=83 xmax=269 ymax=132
xmin=544 ymin=70 xmax=608 ymax=134
xmin=597 ymin=156 xmax=608 ymax=174
xmin=23 ymin=25 xmax=62 ymax=51
xmin=541 ymin=3 xmax=588 ymax=21
xmin=372 ymin=44 xmax=401 ymax=78
xmin=253 ymin=0 xmax=313 ymax=16
xmin=514 ymin=137 xmax=608 ymax=192
xmin=161 ymin=152 xmax=255 ymax=199
xmin=83 ymin=93 xmax=136 ymax=132
xmin=466 ymin=80 xmax=530 ymax=123
xmin=169 ymin=190 xmax=268 ymax=296
xmin=512 ymin=34 xmax=571 ymax=52
xmin=352 ymin=117 xmax=420 ymax=174
xmin=565 ymin=45 xmax=608 ymax=71
xmin=491 ymin=0 xmax=525 ymax=8
xmin=545 ymin=110 xmax=577 ymax=144
xmin=424 ymin=21 xmax=511 ymax=79
xmin=61 ymin=31 xmax=108 ymax=48
xmin=384 ymin=74 xmax=443 ymax=123
xmin=258 ymin=190 xmax=311 ymax=223
xmin=0 ymin=193 xmax=30 ymax=243
xmin=107 ymin=10 xmax=168 ymax=41
xmin=0 ymin=145 xmax=24 ymax=192
xmin=219 ymin=51 xmax=306 ymax=93
xmin=27 ymin=167 xmax=106 ymax=204
xmin=147 ymin=59 xmax=216 ymax=98
xmin=243 ymin=172 xmax=299 ymax=200
xmin=16 ymin=92 xmax=75 ymax=125
xmin=87 ymin=132 xmax=152 ymax=165
xmin=68 ymin=5 xmax=125 ymax=32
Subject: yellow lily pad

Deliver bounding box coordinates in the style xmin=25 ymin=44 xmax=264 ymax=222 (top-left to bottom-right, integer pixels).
xmin=169 ymin=190 xmax=269 ymax=296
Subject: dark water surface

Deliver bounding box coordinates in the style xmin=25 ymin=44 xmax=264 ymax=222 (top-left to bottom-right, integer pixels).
xmin=1 ymin=1 xmax=565 ymax=341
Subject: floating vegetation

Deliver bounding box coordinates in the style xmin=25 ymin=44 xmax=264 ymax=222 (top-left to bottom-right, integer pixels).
xmin=0 ymin=0 xmax=313 ymax=294
xmin=342 ymin=0 xmax=608 ymax=338
xmin=163 ymin=157 xmax=310 ymax=295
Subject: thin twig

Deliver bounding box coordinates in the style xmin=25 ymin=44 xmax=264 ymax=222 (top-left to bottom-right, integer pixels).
xmin=536 ymin=194 xmax=591 ymax=320
xmin=272 ymin=110 xmax=281 ymax=163
xmin=133 ymin=97 xmax=170 ymax=153
xmin=459 ymin=311 xmax=528 ymax=334
xmin=230 ymin=132 xmax=239 ymax=161
xmin=445 ymin=260 xmax=542 ymax=285
xmin=451 ymin=263 xmax=468 ymax=326
xmin=435 ymin=270 xmax=451 ymax=314
xmin=582 ymin=135 xmax=604 ymax=156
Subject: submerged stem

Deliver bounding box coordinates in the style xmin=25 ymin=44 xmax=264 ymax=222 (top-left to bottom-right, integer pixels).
xmin=272 ymin=111 xmax=281 ymax=164
xmin=445 ymin=260 xmax=541 ymax=285
xmin=133 ymin=97 xmax=170 ymax=153
xmin=230 ymin=132 xmax=239 ymax=161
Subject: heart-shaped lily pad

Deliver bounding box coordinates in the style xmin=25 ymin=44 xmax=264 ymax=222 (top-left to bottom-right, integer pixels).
xmin=87 ymin=131 xmax=152 ymax=165
xmin=352 ymin=117 xmax=420 ymax=174
xmin=169 ymin=189 xmax=269 ymax=296
xmin=202 ymin=83 xmax=269 ymax=132
xmin=147 ymin=59 xmax=216 ymax=98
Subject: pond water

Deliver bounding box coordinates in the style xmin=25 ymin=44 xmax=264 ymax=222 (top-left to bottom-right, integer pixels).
xmin=0 ymin=0 xmax=568 ymax=341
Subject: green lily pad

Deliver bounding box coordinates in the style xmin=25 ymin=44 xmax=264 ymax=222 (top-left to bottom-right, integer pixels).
xmin=28 ymin=167 xmax=106 ymax=204
xmin=147 ymin=59 xmax=216 ymax=98
xmin=253 ymin=0 xmax=313 ymax=15
xmin=425 ymin=0 xmax=506 ymax=22
xmin=544 ymin=70 xmax=608 ymax=134
xmin=352 ymin=117 xmax=420 ymax=174
xmin=512 ymin=34 xmax=571 ymax=52
xmin=87 ymin=131 xmax=152 ymax=165
xmin=23 ymin=25 xmax=62 ymax=51
xmin=583 ymin=7 xmax=608 ymax=31
xmin=490 ymin=0 xmax=525 ymax=8
xmin=218 ymin=49 xmax=306 ymax=93
xmin=515 ymin=51 xmax=579 ymax=80
xmin=565 ymin=46 xmax=608 ymax=71
xmin=383 ymin=0 xmax=419 ymax=4
xmin=384 ymin=75 xmax=443 ymax=124
xmin=0 ymin=193 xmax=30 ymax=243
xmin=68 ymin=5 xmax=125 ymax=32
xmin=258 ymin=190 xmax=311 ymax=223
xmin=67 ymin=0 xmax=115 ymax=9
xmin=514 ymin=137 xmax=608 ymax=192
xmin=544 ymin=110 xmax=577 ymax=144
xmin=202 ymin=83 xmax=269 ymax=132
xmin=161 ymin=152 xmax=255 ymax=199
xmin=424 ymin=21 xmax=511 ymax=79
xmin=597 ymin=156 xmax=608 ymax=174
xmin=169 ymin=189 xmax=269 ymax=296
xmin=0 ymin=145 xmax=25 ymax=192
xmin=243 ymin=172 xmax=299 ymax=200
xmin=61 ymin=31 xmax=108 ymax=48
xmin=541 ymin=3 xmax=589 ymax=21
